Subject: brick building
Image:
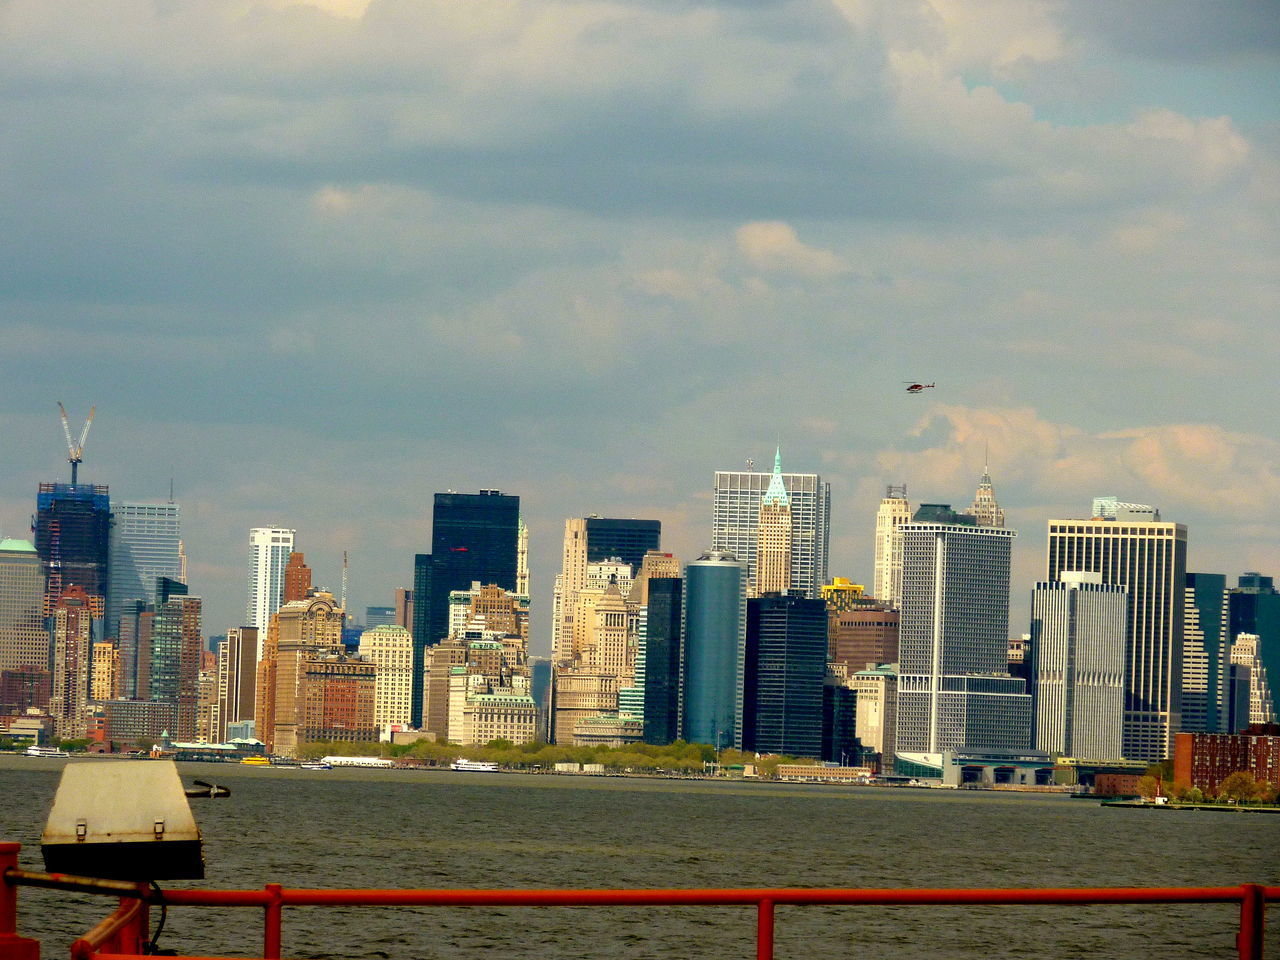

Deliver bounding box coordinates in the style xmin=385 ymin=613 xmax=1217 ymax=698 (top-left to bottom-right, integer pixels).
xmin=1173 ymin=724 xmax=1280 ymax=791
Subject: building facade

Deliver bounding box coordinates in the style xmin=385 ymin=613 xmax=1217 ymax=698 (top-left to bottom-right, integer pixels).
xmin=895 ymin=508 xmax=1028 ymax=762
xmin=871 ymin=485 xmax=910 ymax=606
xmin=682 ymin=551 xmax=747 ymax=748
xmin=1182 ymin=573 xmax=1229 ymax=733
xmin=713 ymin=462 xmax=829 ymax=600
xmin=246 ymin=527 xmax=296 ymax=656
xmin=214 ymin=626 xmax=258 ymax=744
xmin=1046 ymin=506 xmax=1188 ymax=761
xmin=359 ymin=624 xmax=414 ymax=735
xmin=741 ymin=593 xmax=827 ymax=757
xmin=148 ymin=578 xmax=202 ymax=742
xmin=1173 ymin=724 xmax=1280 ymax=791
xmin=1029 ymin=573 xmax=1127 ymax=759
xmin=0 ymin=539 xmax=47 ymax=673
xmin=106 ymin=501 xmax=182 ymax=641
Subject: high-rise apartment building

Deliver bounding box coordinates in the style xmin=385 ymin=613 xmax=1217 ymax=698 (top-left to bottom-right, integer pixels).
xmin=713 ymin=460 xmax=829 ymax=599
xmin=214 ymin=626 xmax=257 ymax=743
xmin=35 ymin=482 xmax=110 ymax=619
xmin=681 ymin=551 xmax=747 ymax=748
xmin=1029 ymin=573 xmax=1127 ymax=759
xmin=49 ymin=585 xmax=94 ymax=739
xmin=740 ymin=593 xmax=827 ymax=756
xmin=1182 ymin=573 xmax=1229 ymax=733
xmin=871 ymin=485 xmax=910 ymax=606
xmin=0 ymin=539 xmax=47 ymax=672
xmin=359 ymin=625 xmax=414 ymax=735
xmin=106 ymin=501 xmax=182 ymax=640
xmin=412 ymin=490 xmax=520 ymax=725
xmin=895 ymin=506 xmax=1028 ymax=761
xmin=755 ymin=451 xmax=793 ymax=596
xmin=149 ymin=577 xmax=202 ymax=742
xmin=246 ymin=527 xmax=296 ymax=656
xmin=283 ymin=552 xmax=312 ymax=603
xmin=1046 ymin=503 xmax=1187 ymax=761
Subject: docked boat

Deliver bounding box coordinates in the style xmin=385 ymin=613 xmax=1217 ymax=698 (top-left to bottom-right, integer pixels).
xmin=24 ymin=745 xmax=70 ymax=758
xmin=450 ymin=758 xmax=499 ymax=772
xmin=299 ymin=761 xmax=332 ymax=770
xmin=239 ymin=756 xmax=271 ymax=766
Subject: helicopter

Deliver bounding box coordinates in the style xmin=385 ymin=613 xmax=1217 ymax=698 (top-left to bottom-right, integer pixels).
xmin=903 ymin=381 xmax=935 ymax=394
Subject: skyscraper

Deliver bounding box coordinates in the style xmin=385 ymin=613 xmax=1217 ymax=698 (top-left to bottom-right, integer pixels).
xmin=895 ymin=506 xmax=1028 ymax=760
xmin=35 ymin=482 xmax=110 ymax=620
xmin=214 ymin=626 xmax=257 ymax=743
xmin=871 ymin=485 xmax=910 ymax=606
xmin=0 ymin=538 xmax=47 ymax=673
xmin=552 ymin=516 xmax=660 ymax=661
xmin=1029 ymin=572 xmax=1126 ymax=759
xmin=106 ymin=501 xmax=182 ymax=640
xmin=967 ymin=461 xmax=1005 ymax=528
xmin=681 ymin=550 xmax=747 ymax=748
xmin=149 ymin=577 xmax=202 ymax=742
xmin=246 ymin=527 xmax=296 ymax=654
xmin=713 ymin=459 xmax=829 ymax=599
xmin=359 ymin=624 xmax=414 ymax=735
xmin=411 ymin=490 xmax=520 ymax=726
xmin=1226 ymin=573 xmax=1280 ymax=725
xmin=1182 ymin=573 xmax=1228 ymax=733
xmin=741 ymin=593 xmax=827 ymax=757
xmin=641 ymin=576 xmax=683 ymax=746
xmin=283 ymin=552 xmax=312 ymax=603
xmin=49 ymin=585 xmax=94 ymax=739
xmin=755 ymin=451 xmax=793 ymax=596
xmin=1046 ymin=503 xmax=1187 ymax=761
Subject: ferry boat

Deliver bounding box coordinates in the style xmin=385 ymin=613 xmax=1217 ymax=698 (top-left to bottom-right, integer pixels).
xmin=299 ymin=761 xmax=332 ymax=771
xmin=24 ymin=745 xmax=70 ymax=758
xmin=239 ymin=756 xmax=271 ymax=766
xmin=450 ymin=758 xmax=499 ymax=772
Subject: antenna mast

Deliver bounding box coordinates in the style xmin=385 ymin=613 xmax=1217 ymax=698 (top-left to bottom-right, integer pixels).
xmin=341 ymin=551 xmax=349 ymax=615
xmin=57 ymin=403 xmax=95 ymax=484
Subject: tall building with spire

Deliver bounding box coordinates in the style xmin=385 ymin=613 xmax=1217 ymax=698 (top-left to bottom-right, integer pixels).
xmin=872 ymin=485 xmax=910 ymax=606
xmin=755 ymin=448 xmax=793 ymax=596
xmin=967 ymin=454 xmax=1005 ymax=528
xmin=713 ymin=455 xmax=829 ymax=599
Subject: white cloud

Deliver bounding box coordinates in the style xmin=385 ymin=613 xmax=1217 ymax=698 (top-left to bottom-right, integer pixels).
xmin=734 ymin=221 xmax=847 ymax=278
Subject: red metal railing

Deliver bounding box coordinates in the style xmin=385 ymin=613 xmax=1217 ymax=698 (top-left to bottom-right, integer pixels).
xmin=2 ymin=843 xmax=1276 ymax=960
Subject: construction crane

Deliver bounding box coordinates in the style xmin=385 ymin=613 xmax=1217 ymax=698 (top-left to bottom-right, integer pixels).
xmin=57 ymin=402 xmax=95 ymax=485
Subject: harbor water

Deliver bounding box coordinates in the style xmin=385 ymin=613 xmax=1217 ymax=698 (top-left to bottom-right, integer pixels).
xmin=1 ymin=756 xmax=1275 ymax=959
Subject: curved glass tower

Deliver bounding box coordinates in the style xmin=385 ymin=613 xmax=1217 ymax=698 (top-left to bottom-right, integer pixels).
xmin=681 ymin=551 xmax=746 ymax=749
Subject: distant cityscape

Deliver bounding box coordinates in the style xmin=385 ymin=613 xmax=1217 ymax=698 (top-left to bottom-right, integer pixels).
xmin=1 ymin=425 xmax=1277 ymax=799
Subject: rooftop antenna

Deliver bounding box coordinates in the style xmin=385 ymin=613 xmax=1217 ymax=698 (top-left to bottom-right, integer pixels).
xmin=341 ymin=551 xmax=349 ymax=614
xmin=746 ymin=458 xmax=755 ymax=472
xmin=169 ymin=473 xmax=175 ymax=504
xmin=57 ymin=402 xmax=95 ymax=485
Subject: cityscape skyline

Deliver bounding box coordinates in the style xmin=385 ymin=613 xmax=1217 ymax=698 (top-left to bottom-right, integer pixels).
xmin=4 ymin=440 xmax=1280 ymax=657
xmin=0 ymin=2 xmax=1276 ymax=651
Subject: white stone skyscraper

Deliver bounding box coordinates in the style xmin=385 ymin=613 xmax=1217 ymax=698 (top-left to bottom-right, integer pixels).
xmin=246 ymin=527 xmax=296 ymax=658
xmin=1029 ymin=572 xmax=1127 ymax=759
xmin=713 ymin=455 xmax=829 ymax=599
xmin=872 ymin=485 xmax=910 ymax=605
xmin=107 ymin=501 xmax=183 ymax=640
xmin=1046 ymin=501 xmax=1187 ymax=762
xmin=755 ymin=449 xmax=793 ymax=596
xmin=894 ymin=505 xmax=1027 ymax=764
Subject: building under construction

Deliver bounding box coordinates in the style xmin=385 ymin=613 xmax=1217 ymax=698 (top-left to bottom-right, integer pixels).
xmin=34 ymin=482 xmax=110 ymax=619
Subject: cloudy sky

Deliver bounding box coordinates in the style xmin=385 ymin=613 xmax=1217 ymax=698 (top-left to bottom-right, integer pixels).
xmin=1 ymin=0 xmax=1277 ymax=648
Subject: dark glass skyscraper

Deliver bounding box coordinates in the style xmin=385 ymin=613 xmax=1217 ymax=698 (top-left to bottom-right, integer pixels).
xmin=410 ymin=490 xmax=519 ymax=725
xmin=583 ymin=518 xmax=661 ymax=570
xmin=681 ymin=551 xmax=746 ymax=749
xmin=642 ymin=576 xmax=683 ymax=745
xmin=34 ymin=482 xmax=110 ymax=619
xmin=741 ymin=593 xmax=828 ymax=757
xmin=1227 ymin=572 xmax=1280 ymax=726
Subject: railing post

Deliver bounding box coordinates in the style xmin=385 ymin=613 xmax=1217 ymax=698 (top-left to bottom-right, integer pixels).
xmin=1238 ymin=884 xmax=1265 ymax=960
xmin=0 ymin=844 xmax=39 ymax=960
xmin=263 ymin=883 xmax=283 ymax=960
xmin=118 ymin=899 xmax=148 ymax=956
xmin=756 ymin=898 xmax=774 ymax=960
